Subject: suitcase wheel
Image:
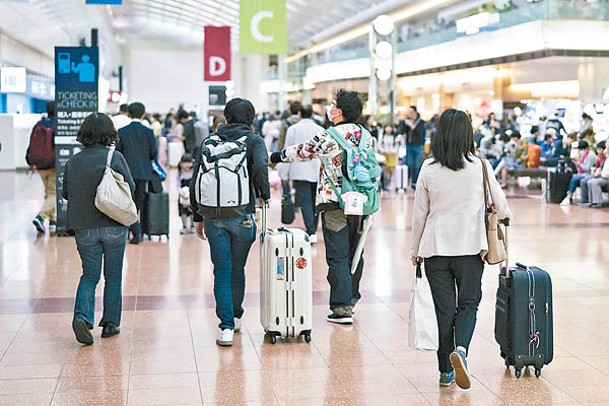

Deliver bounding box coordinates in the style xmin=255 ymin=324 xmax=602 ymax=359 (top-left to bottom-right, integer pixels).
xmin=515 ymin=369 xmax=522 ymax=378
xmin=535 ymin=369 xmax=541 ymax=378
xmin=303 ymin=332 xmax=311 ymax=343
xmin=268 ymin=334 xmax=277 ymax=345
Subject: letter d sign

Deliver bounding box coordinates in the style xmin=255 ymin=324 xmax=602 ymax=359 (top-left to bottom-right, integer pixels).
xmin=204 ymin=26 xmax=231 ymax=81
xmin=239 ymin=0 xmax=287 ymax=54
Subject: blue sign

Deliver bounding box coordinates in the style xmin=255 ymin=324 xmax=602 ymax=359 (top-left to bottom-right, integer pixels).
xmin=86 ymin=0 xmax=122 ymax=4
xmin=55 ymin=46 xmax=99 ymax=236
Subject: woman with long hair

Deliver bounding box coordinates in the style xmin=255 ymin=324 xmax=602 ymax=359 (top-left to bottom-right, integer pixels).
xmin=410 ymin=109 xmax=511 ymax=389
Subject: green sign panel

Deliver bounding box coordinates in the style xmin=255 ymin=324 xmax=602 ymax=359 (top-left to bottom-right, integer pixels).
xmin=239 ymin=0 xmax=287 ymax=54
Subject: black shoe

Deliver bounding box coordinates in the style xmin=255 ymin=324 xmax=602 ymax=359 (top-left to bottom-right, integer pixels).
xmin=129 ymin=237 xmax=140 ymax=245
xmin=72 ymin=317 xmax=93 ymax=345
xmin=32 ymin=215 xmax=46 ymax=233
xmin=101 ymin=324 xmax=120 ymax=338
xmin=326 ymin=313 xmax=353 ymax=325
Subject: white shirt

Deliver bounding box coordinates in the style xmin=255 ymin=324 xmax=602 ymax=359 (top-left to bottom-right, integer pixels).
xmin=111 ymin=114 xmax=131 ymax=131
xmin=410 ymin=156 xmax=512 ymax=258
xmin=285 ymin=119 xmax=323 ymax=183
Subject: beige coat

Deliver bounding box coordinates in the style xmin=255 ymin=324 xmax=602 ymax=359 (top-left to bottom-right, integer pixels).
xmin=410 ymin=155 xmax=512 ymax=259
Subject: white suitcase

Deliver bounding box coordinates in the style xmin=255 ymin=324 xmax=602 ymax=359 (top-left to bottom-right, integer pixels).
xmin=395 ymin=164 xmax=409 ymax=191
xmin=260 ymin=205 xmax=313 ymax=344
xmin=168 ymin=141 xmax=185 ymax=167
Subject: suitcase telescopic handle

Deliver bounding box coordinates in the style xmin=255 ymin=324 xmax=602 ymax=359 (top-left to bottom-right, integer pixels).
xmin=261 ymin=201 xmax=269 ymax=241
xmin=501 ymin=218 xmax=510 ymax=277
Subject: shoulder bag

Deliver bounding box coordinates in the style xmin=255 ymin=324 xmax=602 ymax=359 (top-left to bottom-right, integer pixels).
xmin=479 ymin=157 xmax=507 ymax=265
xmin=95 ymin=149 xmax=139 ymax=226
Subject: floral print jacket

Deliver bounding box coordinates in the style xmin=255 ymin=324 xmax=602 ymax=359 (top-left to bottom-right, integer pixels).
xmin=278 ymin=122 xmax=373 ymax=208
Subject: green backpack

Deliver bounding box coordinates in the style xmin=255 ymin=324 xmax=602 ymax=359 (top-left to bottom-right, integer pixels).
xmin=326 ymin=126 xmax=381 ymax=216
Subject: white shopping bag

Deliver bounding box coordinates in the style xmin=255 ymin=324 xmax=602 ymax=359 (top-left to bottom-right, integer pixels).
xmin=409 ymin=264 xmax=439 ymax=351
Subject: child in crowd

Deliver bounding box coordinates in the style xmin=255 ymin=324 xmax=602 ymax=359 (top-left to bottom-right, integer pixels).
xmin=177 ymin=154 xmax=195 ymax=234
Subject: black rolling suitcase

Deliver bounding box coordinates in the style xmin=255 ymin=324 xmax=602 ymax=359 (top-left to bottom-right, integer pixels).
xmin=494 ymin=221 xmax=553 ymax=378
xmin=142 ymin=192 xmax=169 ymax=240
xmin=545 ymin=160 xmax=573 ymax=203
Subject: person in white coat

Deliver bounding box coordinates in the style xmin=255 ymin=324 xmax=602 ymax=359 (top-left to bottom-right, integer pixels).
xmin=410 ymin=109 xmax=512 ymax=390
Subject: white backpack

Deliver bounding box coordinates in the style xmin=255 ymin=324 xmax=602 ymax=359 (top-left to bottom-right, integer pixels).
xmin=194 ymin=135 xmax=250 ymax=209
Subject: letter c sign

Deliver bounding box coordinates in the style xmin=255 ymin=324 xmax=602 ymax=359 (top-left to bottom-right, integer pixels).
xmin=239 ymin=0 xmax=286 ymax=54
xmin=250 ymin=11 xmax=274 ymax=43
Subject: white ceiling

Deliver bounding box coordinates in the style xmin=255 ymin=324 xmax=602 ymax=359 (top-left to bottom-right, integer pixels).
xmin=1 ymin=0 xmax=416 ymax=56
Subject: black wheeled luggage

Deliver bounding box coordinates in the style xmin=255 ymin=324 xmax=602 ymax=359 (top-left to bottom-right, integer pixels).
xmin=545 ymin=159 xmax=573 ymax=203
xmin=142 ymin=192 xmax=169 ymax=240
xmin=494 ymin=223 xmax=553 ymax=378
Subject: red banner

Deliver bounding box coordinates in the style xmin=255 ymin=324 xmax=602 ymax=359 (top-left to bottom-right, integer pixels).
xmin=204 ymin=26 xmax=231 ymax=82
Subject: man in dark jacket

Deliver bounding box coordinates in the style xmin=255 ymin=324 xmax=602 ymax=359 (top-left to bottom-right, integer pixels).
xmin=403 ymin=105 xmax=426 ymax=190
xmin=116 ymin=102 xmax=157 ymax=244
xmin=190 ymin=98 xmax=270 ymax=347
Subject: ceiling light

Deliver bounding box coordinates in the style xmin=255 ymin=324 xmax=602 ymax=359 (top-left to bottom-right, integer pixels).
xmin=373 ymin=15 xmax=394 ymax=36
xmin=374 ymin=41 xmax=393 ymax=59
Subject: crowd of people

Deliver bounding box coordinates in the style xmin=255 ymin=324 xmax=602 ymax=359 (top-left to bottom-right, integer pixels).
xmin=26 ymin=89 xmax=609 ymax=391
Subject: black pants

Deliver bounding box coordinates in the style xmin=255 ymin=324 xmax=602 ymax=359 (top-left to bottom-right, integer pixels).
xmin=130 ymin=180 xmax=148 ymax=239
xmin=293 ymin=180 xmax=318 ymax=235
xmin=425 ymin=255 xmax=484 ymax=373
xmin=321 ymin=210 xmax=364 ymax=315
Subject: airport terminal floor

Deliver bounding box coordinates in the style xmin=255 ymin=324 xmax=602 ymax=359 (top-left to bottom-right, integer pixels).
xmin=1 ymin=170 xmax=609 ymax=406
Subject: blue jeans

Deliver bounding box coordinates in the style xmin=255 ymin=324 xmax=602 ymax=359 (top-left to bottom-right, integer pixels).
xmin=293 ymin=180 xmax=318 ymax=235
xmin=321 ymin=209 xmax=364 ymax=315
xmin=425 ymin=255 xmax=484 ymax=373
xmin=579 ymin=174 xmax=594 ymax=203
xmin=568 ymin=174 xmax=586 ymax=194
xmin=203 ymin=213 xmax=257 ymax=330
xmin=405 ymin=145 xmax=425 ymax=189
xmin=74 ymin=226 xmax=128 ymax=328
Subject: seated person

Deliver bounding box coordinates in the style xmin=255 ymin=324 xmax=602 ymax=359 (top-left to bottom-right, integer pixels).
xmin=495 ymin=131 xmax=527 ymax=188
xmin=587 ymin=144 xmax=609 ymax=207
xmin=540 ymin=133 xmax=554 ymax=163
xmin=580 ymin=141 xmax=606 ymax=205
xmin=562 ymin=140 xmax=597 ymax=205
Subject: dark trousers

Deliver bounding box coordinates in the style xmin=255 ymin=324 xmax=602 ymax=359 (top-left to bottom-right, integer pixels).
xmin=130 ymin=180 xmax=148 ymax=240
xmin=293 ymin=180 xmax=318 ymax=235
xmin=425 ymin=255 xmax=484 ymax=373
xmin=321 ymin=209 xmax=364 ymax=315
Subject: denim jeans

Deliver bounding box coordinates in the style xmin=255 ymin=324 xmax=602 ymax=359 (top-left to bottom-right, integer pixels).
xmin=293 ymin=180 xmax=318 ymax=235
xmin=425 ymin=255 xmax=484 ymax=373
xmin=405 ymin=145 xmax=425 ymax=189
xmin=568 ymin=174 xmax=587 ymax=194
xmin=579 ymin=174 xmax=594 ymax=203
xmin=321 ymin=209 xmax=364 ymax=315
xmin=74 ymin=226 xmax=128 ymax=328
xmin=203 ymin=213 xmax=257 ymax=330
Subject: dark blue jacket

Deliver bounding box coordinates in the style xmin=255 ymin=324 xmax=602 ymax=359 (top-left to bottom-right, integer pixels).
xmin=116 ymin=121 xmax=157 ymax=181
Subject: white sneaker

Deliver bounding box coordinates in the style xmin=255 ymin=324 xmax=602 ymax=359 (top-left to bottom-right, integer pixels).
xmin=216 ymin=328 xmax=234 ymax=347
xmin=234 ymin=309 xmax=245 ymax=333
xmin=309 ymin=234 xmax=318 ymax=244
xmin=560 ymin=196 xmax=571 ymax=206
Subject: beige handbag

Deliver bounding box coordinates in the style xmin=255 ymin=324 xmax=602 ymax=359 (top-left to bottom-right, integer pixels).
xmin=479 ymin=157 xmax=507 ymax=265
xmin=95 ymin=149 xmax=139 ymax=226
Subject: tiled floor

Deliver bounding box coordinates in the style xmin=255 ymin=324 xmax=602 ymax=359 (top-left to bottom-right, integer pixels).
xmin=1 ymin=170 xmax=609 ymax=405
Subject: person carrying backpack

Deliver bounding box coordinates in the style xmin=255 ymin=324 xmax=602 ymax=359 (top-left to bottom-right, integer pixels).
xmin=190 ymin=98 xmax=270 ymax=347
xmin=270 ymin=89 xmax=381 ymax=325
xmin=26 ymin=101 xmax=57 ymax=234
